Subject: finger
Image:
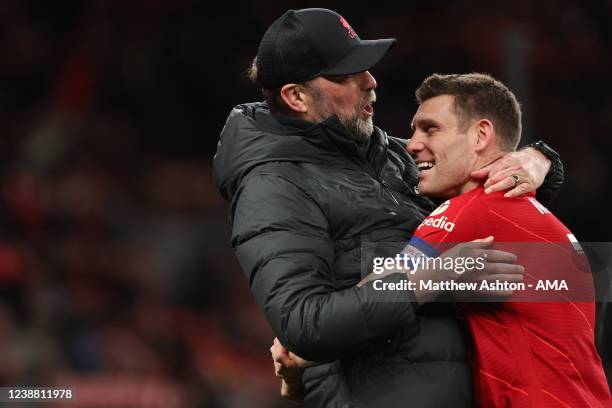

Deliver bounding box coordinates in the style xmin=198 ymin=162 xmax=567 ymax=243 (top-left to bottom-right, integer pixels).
xmin=272 ymin=344 xmax=295 ymax=366
xmin=485 ymin=273 xmax=524 ymax=283
xmin=271 ymin=346 xmax=289 ymax=361
xmin=454 ymin=238 xmax=494 ymax=258
xmin=482 ymin=262 xmax=525 ymax=276
xmin=481 ymin=155 xmax=518 ymax=180
xmin=273 ymin=337 xmax=288 ymax=352
xmin=271 ymin=338 xmax=290 ymax=358
xmin=504 ymin=180 xmax=533 ymax=197
xmin=485 ymin=169 xmax=521 ymax=189
xmin=280 ymin=381 xmax=291 ymax=398
xmin=274 ymin=361 xmax=283 ymax=377
xmin=289 ymin=352 xmax=310 ymax=368
xmin=271 ymin=337 xmax=279 ymax=353
xmin=485 ymin=151 xmax=525 ymax=176
xmin=484 ymin=167 xmax=523 ymax=188
xmin=450 ymin=237 xmax=494 ymax=258
xmin=288 ymin=352 xmax=313 ymax=368
xmin=483 ymin=165 xmax=512 ymax=186
xmin=474 ymin=249 xmax=518 ymax=263
xmin=484 ymin=176 xmax=517 ymax=194
xmin=471 ymin=236 xmax=494 ymax=244
xmin=461 ymin=236 xmax=494 ymax=248
xmin=275 ymin=353 xmax=296 ymax=368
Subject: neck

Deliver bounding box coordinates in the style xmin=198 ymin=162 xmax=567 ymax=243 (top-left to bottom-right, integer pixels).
xmin=457 ymin=151 xmax=506 ymax=195
xmin=457 ymin=178 xmax=483 ymax=195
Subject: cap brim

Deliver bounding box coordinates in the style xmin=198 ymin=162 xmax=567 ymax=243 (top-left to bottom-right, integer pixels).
xmin=324 ymin=38 xmax=396 ymax=75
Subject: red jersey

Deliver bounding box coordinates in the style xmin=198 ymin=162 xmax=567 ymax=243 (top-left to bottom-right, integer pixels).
xmin=408 ymin=187 xmax=611 ymax=407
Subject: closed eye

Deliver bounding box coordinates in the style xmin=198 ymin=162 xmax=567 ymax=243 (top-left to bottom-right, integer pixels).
xmin=425 ymin=126 xmax=438 ymax=134
xmin=415 ymin=119 xmax=440 ymax=134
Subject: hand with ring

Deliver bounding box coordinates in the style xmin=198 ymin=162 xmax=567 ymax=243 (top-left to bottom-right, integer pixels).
xmin=470 ymin=148 xmax=551 ymax=197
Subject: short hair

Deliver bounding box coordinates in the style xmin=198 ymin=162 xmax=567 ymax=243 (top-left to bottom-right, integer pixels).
xmin=415 ymin=73 xmax=522 ymax=151
xmin=247 ymin=58 xmax=323 ymax=117
xmin=247 ymin=58 xmax=290 ymax=115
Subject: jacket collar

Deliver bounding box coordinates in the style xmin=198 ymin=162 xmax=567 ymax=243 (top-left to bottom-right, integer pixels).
xmin=258 ymin=106 xmax=390 ymax=175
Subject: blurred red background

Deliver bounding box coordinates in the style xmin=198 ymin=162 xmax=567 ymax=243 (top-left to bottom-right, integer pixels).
xmin=0 ymin=0 xmax=610 ymax=406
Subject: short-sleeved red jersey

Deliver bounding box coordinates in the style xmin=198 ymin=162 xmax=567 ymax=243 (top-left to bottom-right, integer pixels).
xmin=409 ymin=187 xmax=611 ymax=407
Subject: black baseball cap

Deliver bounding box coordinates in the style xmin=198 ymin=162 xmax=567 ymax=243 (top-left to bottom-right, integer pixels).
xmin=255 ymin=8 xmax=396 ymax=90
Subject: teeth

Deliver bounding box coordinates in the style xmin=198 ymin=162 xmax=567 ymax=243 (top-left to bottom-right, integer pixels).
xmin=417 ymin=161 xmax=435 ymax=171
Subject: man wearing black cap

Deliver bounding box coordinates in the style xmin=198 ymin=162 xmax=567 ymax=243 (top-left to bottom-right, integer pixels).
xmin=213 ymin=8 xmax=563 ymax=407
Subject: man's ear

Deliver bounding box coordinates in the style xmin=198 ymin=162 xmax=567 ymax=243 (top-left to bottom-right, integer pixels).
xmin=474 ymin=119 xmax=495 ymax=152
xmin=280 ymin=84 xmax=308 ymax=114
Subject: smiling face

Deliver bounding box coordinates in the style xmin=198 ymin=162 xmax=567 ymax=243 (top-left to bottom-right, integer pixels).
xmin=407 ymin=94 xmax=477 ymax=198
xmin=306 ymin=71 xmax=377 ymax=141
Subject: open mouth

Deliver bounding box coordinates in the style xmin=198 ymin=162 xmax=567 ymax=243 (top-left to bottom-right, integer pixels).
xmin=363 ymin=104 xmax=374 ymax=116
xmin=416 ymin=161 xmax=435 ymax=172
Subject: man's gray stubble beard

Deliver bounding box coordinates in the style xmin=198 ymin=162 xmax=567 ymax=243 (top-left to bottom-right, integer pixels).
xmin=308 ymin=87 xmax=374 ymax=142
xmin=343 ymin=115 xmax=374 ymax=142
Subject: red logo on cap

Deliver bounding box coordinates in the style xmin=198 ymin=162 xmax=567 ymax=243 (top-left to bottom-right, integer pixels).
xmin=339 ymin=17 xmax=357 ymax=39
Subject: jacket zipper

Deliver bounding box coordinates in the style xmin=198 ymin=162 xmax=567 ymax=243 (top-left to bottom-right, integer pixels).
xmin=353 ymin=148 xmax=400 ymax=205
xmin=379 ymin=178 xmax=399 ymax=205
xmin=361 ymin=159 xmax=399 ymax=205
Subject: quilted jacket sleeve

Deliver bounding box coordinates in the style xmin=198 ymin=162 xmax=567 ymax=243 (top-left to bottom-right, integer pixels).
xmin=231 ymin=172 xmax=418 ymax=361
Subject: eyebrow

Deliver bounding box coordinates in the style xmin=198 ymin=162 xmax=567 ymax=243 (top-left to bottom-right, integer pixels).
xmin=411 ymin=117 xmax=439 ymax=131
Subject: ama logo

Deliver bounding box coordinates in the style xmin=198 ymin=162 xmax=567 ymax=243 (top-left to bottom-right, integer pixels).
xmin=417 ymin=200 xmax=456 ymax=232
xmin=339 ymin=17 xmax=357 ymax=38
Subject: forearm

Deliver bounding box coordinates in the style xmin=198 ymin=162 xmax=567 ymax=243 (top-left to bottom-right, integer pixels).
xmin=283 ymin=275 xmax=417 ymax=361
xmin=256 ymin=268 xmax=417 ymax=361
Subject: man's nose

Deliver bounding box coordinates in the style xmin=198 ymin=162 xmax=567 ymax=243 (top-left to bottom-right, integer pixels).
xmin=358 ymin=70 xmax=377 ymax=91
xmin=406 ymin=135 xmax=424 ymax=155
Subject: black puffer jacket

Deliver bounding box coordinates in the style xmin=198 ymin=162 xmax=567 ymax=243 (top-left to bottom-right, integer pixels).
xmin=214 ymin=102 xmax=475 ymax=407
